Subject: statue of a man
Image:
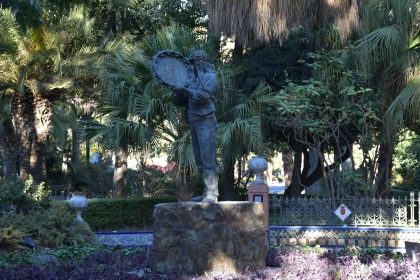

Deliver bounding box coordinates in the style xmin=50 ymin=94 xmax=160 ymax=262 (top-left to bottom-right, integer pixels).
xmin=172 ymin=50 xmax=219 ymax=203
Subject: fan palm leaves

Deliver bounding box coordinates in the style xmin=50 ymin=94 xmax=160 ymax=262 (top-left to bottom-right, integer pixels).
xmin=93 ymin=23 xmax=278 ymax=199
xmin=355 ymin=0 xmax=420 ymax=131
xmin=349 ymin=0 xmax=420 ymax=196
xmin=217 ymin=81 xmax=274 ymax=161
xmin=92 ymin=26 xmax=201 ymax=196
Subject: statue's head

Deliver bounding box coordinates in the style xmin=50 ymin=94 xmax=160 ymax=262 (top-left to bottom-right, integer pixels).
xmin=188 ymin=50 xmax=211 ymax=63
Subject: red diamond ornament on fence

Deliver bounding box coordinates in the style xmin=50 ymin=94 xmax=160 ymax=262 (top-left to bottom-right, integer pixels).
xmin=335 ymin=204 xmax=352 ymax=221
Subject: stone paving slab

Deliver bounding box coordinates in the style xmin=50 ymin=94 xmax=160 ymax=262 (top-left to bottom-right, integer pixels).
xmin=95 ymin=231 xmax=153 ymax=247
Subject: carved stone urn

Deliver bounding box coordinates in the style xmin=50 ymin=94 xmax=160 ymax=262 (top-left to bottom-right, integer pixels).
xmin=69 ymin=193 xmax=88 ymax=223
xmin=248 ymin=156 xmax=268 ymax=184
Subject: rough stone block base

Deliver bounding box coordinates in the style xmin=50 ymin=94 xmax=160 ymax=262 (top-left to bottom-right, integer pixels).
xmin=152 ymin=202 xmax=268 ymax=276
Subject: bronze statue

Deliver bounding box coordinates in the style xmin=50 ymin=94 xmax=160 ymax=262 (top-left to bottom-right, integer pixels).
xmin=172 ymin=50 xmax=219 ymax=203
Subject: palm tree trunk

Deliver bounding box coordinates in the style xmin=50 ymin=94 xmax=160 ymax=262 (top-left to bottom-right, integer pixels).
xmin=222 ymin=38 xmax=244 ymax=201
xmin=113 ymin=147 xmax=128 ymax=197
xmin=11 ymin=94 xmax=34 ymax=180
xmin=376 ymin=140 xmax=393 ymax=198
xmin=70 ymin=104 xmax=80 ymax=167
xmin=11 ymin=94 xmax=51 ymax=184
xmin=32 ymin=94 xmax=51 ymax=184
xmin=0 ymin=123 xmax=18 ymax=179
xmin=223 ymin=161 xmax=236 ymax=200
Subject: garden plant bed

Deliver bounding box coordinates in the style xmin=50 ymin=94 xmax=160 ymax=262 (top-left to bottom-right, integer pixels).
xmin=0 ymin=245 xmax=419 ymax=279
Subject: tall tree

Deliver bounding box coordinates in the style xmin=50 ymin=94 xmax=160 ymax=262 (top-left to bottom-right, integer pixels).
xmin=197 ymin=0 xmax=363 ymax=198
xmin=0 ymin=6 xmax=99 ymax=184
xmin=354 ymin=0 xmax=420 ymax=197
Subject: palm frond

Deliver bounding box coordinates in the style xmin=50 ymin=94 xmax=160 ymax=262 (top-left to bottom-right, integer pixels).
xmin=65 ymin=5 xmax=94 ymax=39
xmin=230 ymin=82 xmax=274 ymax=120
xmin=356 ymin=25 xmax=404 ymax=60
xmin=50 ymin=104 xmax=74 ymax=148
xmin=385 ymin=78 xmax=420 ymax=132
xmin=169 ymin=131 xmax=196 ymax=176
xmin=0 ymin=8 xmax=22 ymax=54
xmin=218 ymin=116 xmax=264 ymax=157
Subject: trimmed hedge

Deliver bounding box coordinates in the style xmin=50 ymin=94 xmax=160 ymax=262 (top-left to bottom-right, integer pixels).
xmin=53 ymin=196 xmax=177 ymax=231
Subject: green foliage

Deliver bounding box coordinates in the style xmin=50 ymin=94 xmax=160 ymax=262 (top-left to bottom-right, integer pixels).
xmin=1 ymin=0 xmax=44 ymax=31
xmin=0 ymin=225 xmax=29 ymax=250
xmin=126 ymin=167 xmax=177 ymax=198
xmin=0 ymin=179 xmax=29 ymax=212
xmin=394 ymin=131 xmax=420 ymax=191
xmin=0 ymin=208 xmax=98 ymax=250
xmin=0 ymin=177 xmax=50 ymax=213
xmin=30 ymin=208 xmax=98 ymax=247
xmin=237 ymin=29 xmax=310 ymax=93
xmin=53 ymin=196 xmax=176 ymax=231
xmin=66 ymin=163 xmax=113 ymax=197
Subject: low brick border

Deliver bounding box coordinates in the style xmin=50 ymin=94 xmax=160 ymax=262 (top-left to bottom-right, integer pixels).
xmin=269 ymin=226 xmax=420 ymax=250
xmin=94 ymin=226 xmax=420 ymax=252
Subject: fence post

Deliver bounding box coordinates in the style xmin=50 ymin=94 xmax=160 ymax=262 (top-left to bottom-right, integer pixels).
xmin=248 ymin=156 xmax=269 ymax=230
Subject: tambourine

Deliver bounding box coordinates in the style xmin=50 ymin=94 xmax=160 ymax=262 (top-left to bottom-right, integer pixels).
xmin=150 ymin=51 xmax=195 ymax=90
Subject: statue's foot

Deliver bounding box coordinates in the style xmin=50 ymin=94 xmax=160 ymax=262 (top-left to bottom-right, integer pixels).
xmin=202 ymin=195 xmax=218 ymax=203
xmin=191 ymin=195 xmax=204 ymax=202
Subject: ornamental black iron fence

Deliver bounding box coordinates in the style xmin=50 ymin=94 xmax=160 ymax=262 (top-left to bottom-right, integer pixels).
xmin=269 ymin=192 xmax=420 ymax=227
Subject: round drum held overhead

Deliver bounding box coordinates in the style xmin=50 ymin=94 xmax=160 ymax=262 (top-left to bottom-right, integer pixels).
xmin=150 ymin=51 xmax=195 ymax=90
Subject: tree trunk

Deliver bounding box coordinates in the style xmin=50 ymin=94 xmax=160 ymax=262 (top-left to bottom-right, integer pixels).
xmin=11 ymin=95 xmax=34 ymax=180
xmin=11 ymin=94 xmax=51 ymax=185
xmin=70 ymin=104 xmax=80 ymax=167
xmin=177 ymin=168 xmax=195 ymax=202
xmin=32 ymin=94 xmax=51 ymax=184
xmin=282 ymin=148 xmax=293 ymax=188
xmin=222 ymin=162 xmax=235 ymax=201
xmin=376 ymin=141 xmax=393 ymax=198
xmin=113 ymin=147 xmax=128 ymax=197
xmin=221 ymin=39 xmax=244 ymax=201
xmin=0 ymin=122 xmax=18 ymax=179
xmin=286 ymin=140 xmax=304 ymax=198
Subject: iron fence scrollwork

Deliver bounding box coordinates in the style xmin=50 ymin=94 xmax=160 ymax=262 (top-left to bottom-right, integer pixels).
xmin=270 ymin=192 xmax=420 ymax=227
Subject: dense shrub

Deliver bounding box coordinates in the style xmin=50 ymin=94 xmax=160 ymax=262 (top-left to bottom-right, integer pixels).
xmin=53 ymin=196 xmax=177 ymax=231
xmin=66 ymin=163 xmax=113 ymax=197
xmin=126 ymin=167 xmax=178 ymax=198
xmin=0 ymin=177 xmax=50 ymax=213
xmin=0 ymin=208 xmax=97 ymax=250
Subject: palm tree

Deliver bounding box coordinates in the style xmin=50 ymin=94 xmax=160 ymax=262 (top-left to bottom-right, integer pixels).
xmin=0 ymin=6 xmax=98 ymax=185
xmin=384 ymin=1 xmax=420 ymax=131
xmin=91 ymin=24 xmax=274 ymax=200
xmin=352 ymin=0 xmax=420 ymax=197
xmin=216 ymin=66 xmax=276 ymax=200
xmin=91 ymin=26 xmax=201 ymax=199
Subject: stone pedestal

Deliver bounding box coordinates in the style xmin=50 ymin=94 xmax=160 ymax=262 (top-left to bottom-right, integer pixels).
xmin=248 ymin=183 xmax=269 ymax=230
xmin=151 ymin=202 xmax=268 ymax=276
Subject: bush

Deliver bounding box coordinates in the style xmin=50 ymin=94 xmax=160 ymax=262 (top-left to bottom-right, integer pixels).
xmin=53 ymin=196 xmax=177 ymax=231
xmin=126 ymin=167 xmax=177 ymax=198
xmin=0 ymin=208 xmax=97 ymax=250
xmin=0 ymin=177 xmax=50 ymax=214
